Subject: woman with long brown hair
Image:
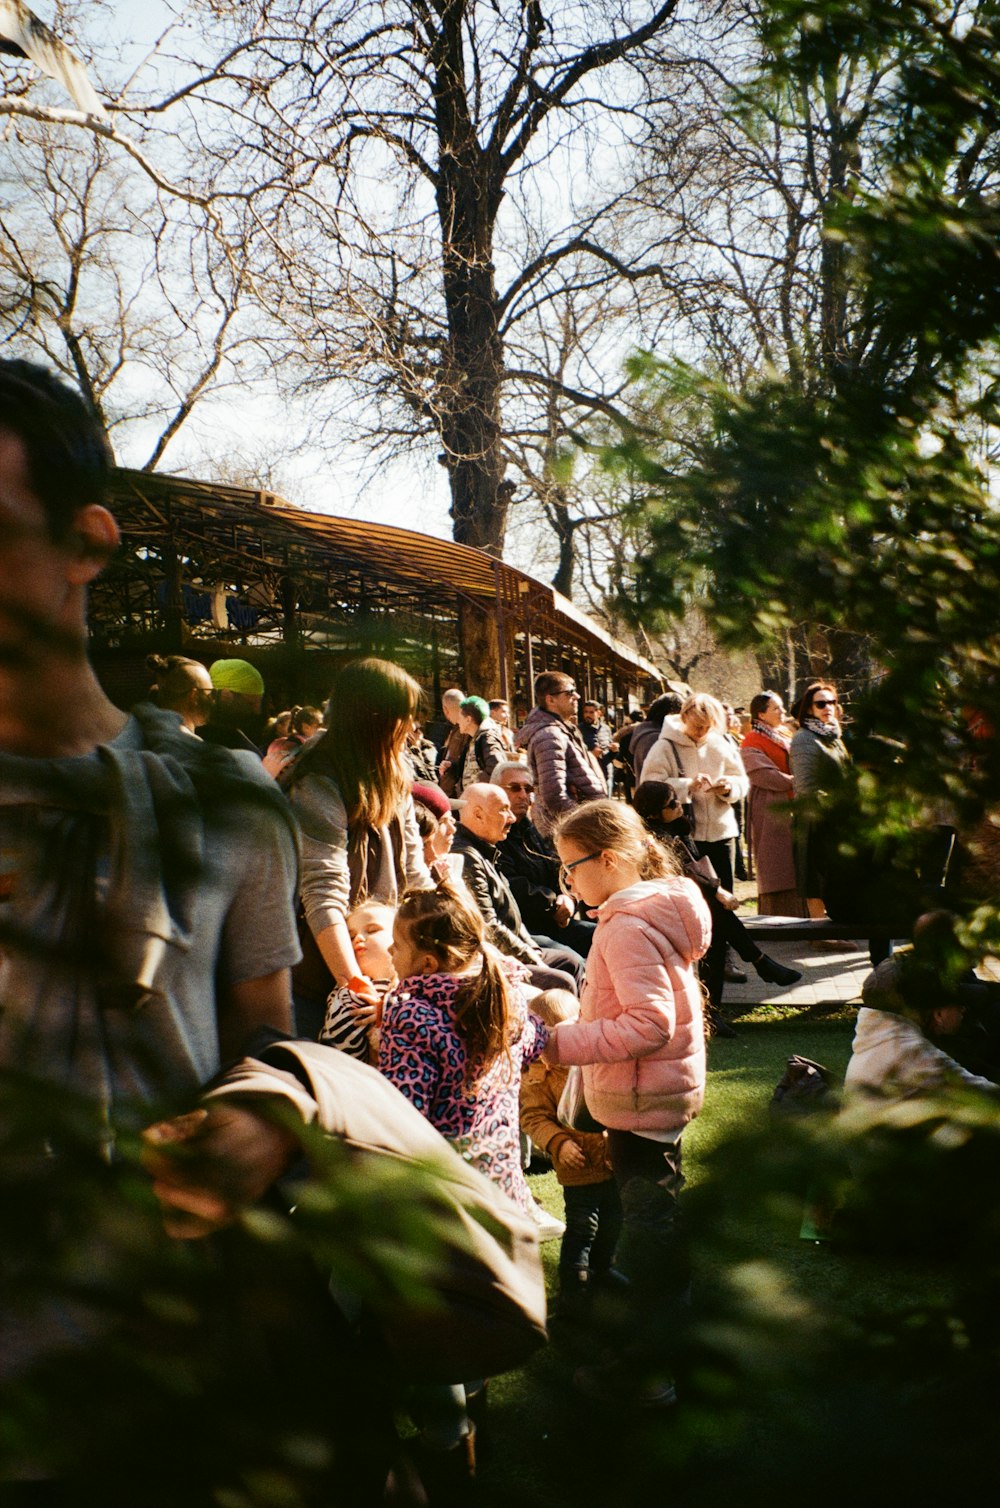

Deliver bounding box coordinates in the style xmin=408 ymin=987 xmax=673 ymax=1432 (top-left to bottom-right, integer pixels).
xmin=285 ymin=658 xmax=434 ymax=1025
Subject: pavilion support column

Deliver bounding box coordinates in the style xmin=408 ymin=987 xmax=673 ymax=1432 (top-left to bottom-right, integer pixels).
xmin=161 ymin=537 xmax=184 ymax=653
xmin=431 ymin=620 xmax=442 ymax=709
xmin=280 ymin=574 xmax=299 ymax=648
xmin=491 ymin=562 xmax=510 ymax=701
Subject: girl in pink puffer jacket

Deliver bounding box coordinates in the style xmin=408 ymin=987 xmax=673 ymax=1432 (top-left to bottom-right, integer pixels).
xmin=542 ymin=799 xmax=712 ymax=1408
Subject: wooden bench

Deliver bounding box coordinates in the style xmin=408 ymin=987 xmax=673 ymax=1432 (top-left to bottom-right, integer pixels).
xmin=720 ymin=916 xmax=907 ymax=1007
xmin=742 ymin=916 xmax=904 ymax=945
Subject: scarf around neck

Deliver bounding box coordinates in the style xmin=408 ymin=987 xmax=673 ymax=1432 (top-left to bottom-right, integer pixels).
xmin=750 ymin=719 xmax=791 ymax=752
xmin=803 ymin=716 xmax=843 ymax=743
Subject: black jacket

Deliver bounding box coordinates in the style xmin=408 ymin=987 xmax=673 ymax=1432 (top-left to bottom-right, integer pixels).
xmin=496 ymin=816 xmax=562 ymax=935
xmin=451 ymin=826 xmax=542 ymax=965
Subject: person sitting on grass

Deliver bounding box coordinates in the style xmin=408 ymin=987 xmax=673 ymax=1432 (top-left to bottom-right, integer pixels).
xmin=845 ymin=913 xmax=1000 ymax=1102
xmin=838 ymin=913 xmax=1000 ymax=1256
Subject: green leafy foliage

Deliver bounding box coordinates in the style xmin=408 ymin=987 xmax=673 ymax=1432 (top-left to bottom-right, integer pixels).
xmin=0 ymin=1074 xmax=473 ymax=1506
xmin=616 ymin=0 xmax=1000 ymax=948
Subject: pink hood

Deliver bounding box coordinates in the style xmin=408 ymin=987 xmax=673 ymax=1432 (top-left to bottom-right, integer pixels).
xmin=597 ymin=878 xmax=711 ymax=962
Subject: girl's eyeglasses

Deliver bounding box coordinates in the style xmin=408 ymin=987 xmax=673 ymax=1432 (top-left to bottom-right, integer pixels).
xmin=559 ymin=852 xmax=600 ymax=890
xmin=812 ymin=698 xmax=840 ymax=709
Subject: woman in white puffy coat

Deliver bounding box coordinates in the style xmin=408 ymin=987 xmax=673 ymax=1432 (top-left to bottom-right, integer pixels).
xmin=639 ymin=692 xmax=749 ymax=890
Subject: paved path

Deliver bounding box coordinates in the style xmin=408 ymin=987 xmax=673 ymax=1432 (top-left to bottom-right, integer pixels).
xmin=723 ymin=935 xmax=873 ymax=1012
xmin=725 ymin=880 xmax=874 ymax=1011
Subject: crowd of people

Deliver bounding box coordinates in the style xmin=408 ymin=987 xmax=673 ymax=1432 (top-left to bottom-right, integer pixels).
xmin=2 ymin=357 xmax=998 ymax=1505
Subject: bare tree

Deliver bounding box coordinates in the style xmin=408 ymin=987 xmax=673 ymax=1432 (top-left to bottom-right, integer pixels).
xmin=0 ymin=114 xmax=259 ymax=466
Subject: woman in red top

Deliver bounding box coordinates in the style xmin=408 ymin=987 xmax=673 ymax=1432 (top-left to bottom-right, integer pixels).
xmin=740 ymin=691 xmax=806 ymax=916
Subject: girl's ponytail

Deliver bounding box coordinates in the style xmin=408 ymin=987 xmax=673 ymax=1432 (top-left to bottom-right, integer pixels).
xmin=396 ymin=885 xmax=513 ymax=1080
xmin=639 ymin=832 xmax=674 ymax=881
xmin=452 ymin=947 xmax=512 ymax=1083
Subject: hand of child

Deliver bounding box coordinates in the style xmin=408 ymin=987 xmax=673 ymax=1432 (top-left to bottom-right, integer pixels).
xmin=142 ymin=1104 xmax=299 ymax=1240
xmin=714 ymin=778 xmax=733 ymax=799
xmin=556 ymin=1140 xmax=587 ymax=1171
xmin=346 ymin=980 xmax=381 ymax=1028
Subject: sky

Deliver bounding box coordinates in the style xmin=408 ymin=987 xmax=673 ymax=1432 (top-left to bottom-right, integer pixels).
xmin=9 ymin=1 xmax=653 ymax=581
xmin=26 ymin=1 xmax=462 ymax=541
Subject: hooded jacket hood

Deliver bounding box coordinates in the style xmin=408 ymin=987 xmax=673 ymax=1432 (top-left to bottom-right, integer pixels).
xmin=598 ymin=878 xmax=711 ymax=963
xmin=657 ymin=714 xmax=704 ymax=751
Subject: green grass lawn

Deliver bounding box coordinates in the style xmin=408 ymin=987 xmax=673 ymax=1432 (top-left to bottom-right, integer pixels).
xmin=477 ymin=1013 xmax=982 ymax=1507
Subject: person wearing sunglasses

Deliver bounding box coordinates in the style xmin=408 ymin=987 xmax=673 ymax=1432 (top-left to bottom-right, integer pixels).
xmin=789 ymin=681 xmax=850 ymax=920
xmin=515 ymin=672 xmax=607 ymax=839
xmin=492 ymin=760 xmax=596 ymax=958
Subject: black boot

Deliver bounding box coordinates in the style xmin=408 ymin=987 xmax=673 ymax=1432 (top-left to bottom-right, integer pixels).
xmin=753 ymin=952 xmax=803 ymax=987
xmin=705 ymin=1003 xmax=738 ymax=1038
xmin=554 ymin=1266 xmax=592 ymax=1322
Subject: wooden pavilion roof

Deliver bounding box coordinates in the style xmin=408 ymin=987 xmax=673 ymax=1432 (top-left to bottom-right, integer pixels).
xmin=95 ymin=469 xmax=662 ymax=696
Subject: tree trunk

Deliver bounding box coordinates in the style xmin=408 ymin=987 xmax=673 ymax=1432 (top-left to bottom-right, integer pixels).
xmin=550 ymin=489 xmax=578 ymax=599
xmin=457 ymin=599 xmax=501 ymax=696
xmin=434 ymin=13 xmax=510 ymax=556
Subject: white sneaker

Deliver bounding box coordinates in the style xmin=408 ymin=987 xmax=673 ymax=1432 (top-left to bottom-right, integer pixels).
xmin=531 ymin=1201 xmax=565 ymax=1241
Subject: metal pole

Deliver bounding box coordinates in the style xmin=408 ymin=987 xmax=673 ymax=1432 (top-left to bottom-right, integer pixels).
xmin=492 ymin=561 xmax=509 ymax=701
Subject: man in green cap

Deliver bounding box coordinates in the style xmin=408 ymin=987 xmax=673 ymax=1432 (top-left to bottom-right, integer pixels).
xmin=200 ymin=656 xmax=267 ymax=755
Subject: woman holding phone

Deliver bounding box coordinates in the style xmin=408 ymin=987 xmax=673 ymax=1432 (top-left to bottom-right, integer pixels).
xmin=638 ymin=692 xmax=749 ymax=891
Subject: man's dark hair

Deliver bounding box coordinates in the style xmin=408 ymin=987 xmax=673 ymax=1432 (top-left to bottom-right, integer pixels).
xmin=534 ymin=671 xmax=573 ymax=704
xmin=0 ymin=359 xmax=112 ymax=539
xmin=646 ymin=692 xmax=682 ymax=727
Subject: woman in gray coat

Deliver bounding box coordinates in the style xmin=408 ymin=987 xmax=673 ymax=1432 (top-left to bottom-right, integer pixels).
xmin=789 ymin=681 xmax=850 ymax=918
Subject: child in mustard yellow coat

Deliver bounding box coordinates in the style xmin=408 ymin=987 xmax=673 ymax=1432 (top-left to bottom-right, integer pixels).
xmin=520 ymin=992 xmax=623 ymax=1315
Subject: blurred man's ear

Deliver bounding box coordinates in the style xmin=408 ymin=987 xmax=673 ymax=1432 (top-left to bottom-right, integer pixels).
xmin=65 ymin=505 xmax=119 ymax=584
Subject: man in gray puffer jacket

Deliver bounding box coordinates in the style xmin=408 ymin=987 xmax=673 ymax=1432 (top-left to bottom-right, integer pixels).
xmin=515 ymin=672 xmax=606 ymax=838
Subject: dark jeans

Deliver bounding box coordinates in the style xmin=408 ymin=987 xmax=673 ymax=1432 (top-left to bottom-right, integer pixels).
xmin=532 ymin=936 xmax=587 ymax=991
xmin=560 ymin=1179 xmax=623 ymax=1278
xmin=697 ymin=837 xmax=735 ymax=893
xmin=606 ymin=1129 xmax=689 ymax=1366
